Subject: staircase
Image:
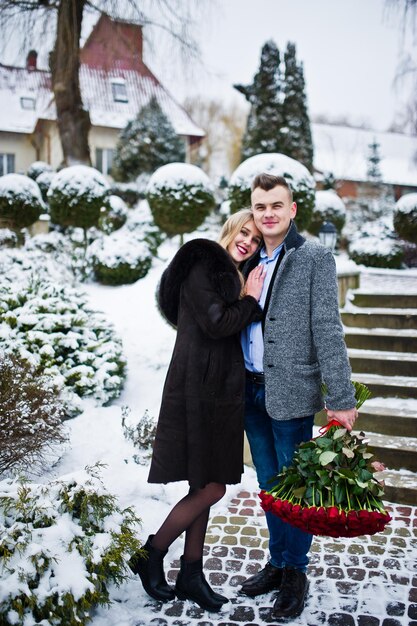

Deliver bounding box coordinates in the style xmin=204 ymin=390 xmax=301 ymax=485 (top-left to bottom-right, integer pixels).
xmin=340 ymin=289 xmax=417 ymax=505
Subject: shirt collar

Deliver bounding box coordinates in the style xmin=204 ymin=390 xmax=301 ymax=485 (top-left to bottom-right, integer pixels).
xmin=260 ymin=242 xmax=284 ymax=262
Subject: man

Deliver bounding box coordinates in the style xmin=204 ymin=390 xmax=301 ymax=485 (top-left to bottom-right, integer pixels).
xmin=240 ymin=173 xmax=357 ymax=619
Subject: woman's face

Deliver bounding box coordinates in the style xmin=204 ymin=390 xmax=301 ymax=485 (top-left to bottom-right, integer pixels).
xmin=227 ymin=219 xmax=262 ymax=264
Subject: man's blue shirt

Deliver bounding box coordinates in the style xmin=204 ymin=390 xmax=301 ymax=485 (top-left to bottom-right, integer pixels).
xmin=241 ymin=243 xmax=284 ymax=372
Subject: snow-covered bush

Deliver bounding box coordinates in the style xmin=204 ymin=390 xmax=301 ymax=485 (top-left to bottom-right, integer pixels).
xmin=35 ymin=169 xmax=54 ymax=205
xmin=308 ymin=189 xmax=346 ymax=236
xmin=99 ymin=194 xmax=129 ymax=234
xmin=0 ymin=278 xmax=126 ymax=416
xmin=147 ymin=163 xmax=216 ymax=238
xmin=0 ymin=228 xmax=18 ymax=249
xmin=0 ymin=174 xmax=45 ymax=230
xmin=121 ymin=406 xmax=156 ymax=465
xmin=109 ymin=181 xmax=142 ymax=207
xmin=228 ymin=153 xmax=315 ymax=232
xmin=26 ymin=160 xmax=52 ymax=181
xmin=48 ymin=165 xmax=109 ymax=230
xmin=394 ymin=192 xmax=417 ymax=244
xmin=0 ymin=353 xmax=67 ymax=476
xmin=348 ymin=216 xmax=403 ymax=269
xmin=124 ymin=201 xmax=165 ymax=255
xmin=0 ymin=466 xmax=142 ymax=626
xmin=89 ymin=231 xmax=152 ymax=285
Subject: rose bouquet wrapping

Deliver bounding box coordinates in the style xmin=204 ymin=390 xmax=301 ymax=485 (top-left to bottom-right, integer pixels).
xmin=259 ymin=382 xmax=391 ymax=537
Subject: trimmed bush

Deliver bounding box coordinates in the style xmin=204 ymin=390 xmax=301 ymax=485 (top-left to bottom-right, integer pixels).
xmin=0 ymin=174 xmax=45 ymax=230
xmin=0 ymin=353 xmax=67 ymax=476
xmin=348 ymin=217 xmax=403 ymax=269
xmin=308 ymin=189 xmax=346 ymax=236
xmin=89 ymin=231 xmax=152 ymax=285
xmin=109 ymin=181 xmax=143 ymax=207
xmin=147 ymin=163 xmax=216 ymax=237
xmin=0 ymin=466 xmax=142 ymax=626
xmin=99 ymin=194 xmax=129 ymax=234
xmin=125 ymin=201 xmax=165 ymax=255
xmin=48 ymin=165 xmax=109 ymax=230
xmin=228 ymin=152 xmax=315 ymax=232
xmin=35 ymin=169 xmax=54 ymax=205
xmin=0 ymin=228 xmax=18 ymax=249
xmin=26 ymin=160 xmax=52 ymax=181
xmin=394 ymin=192 xmax=417 ymax=244
xmin=0 ymin=277 xmax=126 ymax=416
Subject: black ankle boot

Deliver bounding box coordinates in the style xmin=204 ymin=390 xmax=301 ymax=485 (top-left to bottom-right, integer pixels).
xmin=175 ymin=556 xmax=228 ymax=612
xmin=129 ymin=535 xmax=175 ymax=602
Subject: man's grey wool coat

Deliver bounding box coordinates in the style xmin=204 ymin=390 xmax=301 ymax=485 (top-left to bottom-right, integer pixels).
xmin=244 ymin=220 xmax=356 ymax=420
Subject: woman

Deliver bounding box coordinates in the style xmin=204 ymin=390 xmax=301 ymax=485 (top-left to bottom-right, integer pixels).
xmin=130 ymin=208 xmax=265 ymax=612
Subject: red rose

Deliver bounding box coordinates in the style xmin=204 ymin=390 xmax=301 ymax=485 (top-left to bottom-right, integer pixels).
xmin=327 ymin=506 xmax=339 ymax=522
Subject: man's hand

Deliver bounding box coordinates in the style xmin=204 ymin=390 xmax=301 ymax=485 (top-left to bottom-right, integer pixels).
xmin=326 ymin=407 xmax=358 ymax=431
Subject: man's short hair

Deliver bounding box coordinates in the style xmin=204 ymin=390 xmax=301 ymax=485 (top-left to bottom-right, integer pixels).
xmin=251 ymin=173 xmax=293 ymax=202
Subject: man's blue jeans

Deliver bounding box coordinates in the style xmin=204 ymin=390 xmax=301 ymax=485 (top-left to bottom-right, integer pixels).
xmin=244 ymin=379 xmax=314 ymax=572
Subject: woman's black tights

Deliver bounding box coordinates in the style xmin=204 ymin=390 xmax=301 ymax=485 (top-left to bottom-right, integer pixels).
xmin=151 ymin=482 xmax=226 ymax=562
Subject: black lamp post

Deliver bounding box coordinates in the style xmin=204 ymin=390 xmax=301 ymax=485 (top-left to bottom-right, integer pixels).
xmin=318 ymin=221 xmax=337 ymax=253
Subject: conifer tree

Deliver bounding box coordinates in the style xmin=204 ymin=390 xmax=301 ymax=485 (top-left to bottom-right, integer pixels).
xmin=282 ymin=42 xmax=314 ymax=172
xmin=112 ymin=97 xmax=186 ymax=181
xmin=367 ymin=139 xmax=382 ymax=182
xmin=234 ymin=40 xmax=284 ymax=161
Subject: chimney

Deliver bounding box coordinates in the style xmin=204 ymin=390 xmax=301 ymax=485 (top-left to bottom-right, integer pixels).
xmin=26 ymin=50 xmax=38 ymax=70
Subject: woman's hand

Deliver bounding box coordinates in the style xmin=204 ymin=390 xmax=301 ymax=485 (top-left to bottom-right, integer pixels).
xmin=245 ymin=264 xmax=266 ymax=301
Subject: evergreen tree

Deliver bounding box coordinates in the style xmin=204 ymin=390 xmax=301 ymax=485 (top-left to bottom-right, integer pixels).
xmin=367 ymin=139 xmax=382 ymax=182
xmin=282 ymin=42 xmax=314 ymax=172
xmin=234 ymin=40 xmax=284 ymax=161
xmin=112 ymin=97 xmax=186 ymax=181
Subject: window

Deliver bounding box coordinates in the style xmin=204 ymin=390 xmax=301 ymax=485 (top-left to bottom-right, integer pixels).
xmin=0 ymin=153 xmax=15 ymax=176
xmin=20 ymin=97 xmax=36 ymax=110
xmin=96 ymin=148 xmax=114 ymax=176
xmin=111 ymin=80 xmax=128 ymax=103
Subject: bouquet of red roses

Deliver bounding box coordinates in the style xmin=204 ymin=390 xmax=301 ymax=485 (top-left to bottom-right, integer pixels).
xmin=259 ymin=382 xmax=391 ymax=538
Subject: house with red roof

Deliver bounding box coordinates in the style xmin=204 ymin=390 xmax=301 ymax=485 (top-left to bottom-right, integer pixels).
xmin=0 ymin=15 xmax=204 ymax=177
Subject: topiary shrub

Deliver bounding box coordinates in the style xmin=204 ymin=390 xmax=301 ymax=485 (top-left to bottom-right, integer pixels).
xmin=308 ymin=189 xmax=346 ymax=236
xmin=0 ymin=277 xmax=126 ymax=416
xmin=228 ymin=152 xmax=315 ymax=232
xmin=0 ymin=174 xmax=45 ymax=230
xmin=147 ymin=163 xmax=216 ymax=238
xmin=109 ymin=181 xmax=143 ymax=207
xmin=26 ymin=160 xmax=53 ymax=181
xmin=348 ymin=217 xmax=404 ymax=269
xmin=393 ymin=192 xmax=417 ymax=244
xmin=0 ymin=465 xmax=143 ymax=626
xmin=48 ymin=165 xmax=109 ymax=230
xmin=35 ymin=170 xmax=54 ymax=205
xmin=99 ymin=194 xmax=129 ymax=234
xmin=0 ymin=228 xmax=18 ymax=249
xmin=89 ymin=231 xmax=152 ymax=285
xmin=0 ymin=353 xmax=67 ymax=476
xmin=124 ymin=201 xmax=165 ymax=255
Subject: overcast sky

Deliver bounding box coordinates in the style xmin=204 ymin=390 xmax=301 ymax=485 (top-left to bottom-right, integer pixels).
xmin=147 ymin=0 xmax=415 ymax=133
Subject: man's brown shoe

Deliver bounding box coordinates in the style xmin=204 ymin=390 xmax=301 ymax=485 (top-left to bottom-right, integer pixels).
xmin=240 ymin=562 xmax=283 ymax=597
xmin=272 ymin=567 xmax=309 ymax=618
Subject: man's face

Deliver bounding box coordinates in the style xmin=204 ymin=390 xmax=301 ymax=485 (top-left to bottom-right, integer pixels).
xmin=251 ymin=185 xmax=297 ymax=245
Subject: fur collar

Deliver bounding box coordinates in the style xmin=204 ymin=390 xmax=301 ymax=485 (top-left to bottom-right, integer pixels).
xmin=158 ymin=238 xmax=241 ymax=327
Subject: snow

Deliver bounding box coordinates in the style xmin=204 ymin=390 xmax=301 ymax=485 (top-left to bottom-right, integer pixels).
xmin=147 ymin=162 xmax=213 ymax=193
xmin=395 ymin=192 xmax=417 ymax=214
xmin=88 ymin=232 xmax=150 ymax=267
xmin=315 ymin=189 xmax=346 ymax=217
xmin=0 ymin=173 xmax=44 ymax=205
xmin=229 ymin=152 xmax=315 ymax=190
xmin=48 ymin=165 xmax=109 ymax=200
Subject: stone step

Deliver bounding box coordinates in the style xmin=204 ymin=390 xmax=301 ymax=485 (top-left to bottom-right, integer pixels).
xmin=344 ymin=327 xmax=417 ymax=353
xmin=352 ymin=373 xmax=417 ymax=399
xmin=364 ymin=431 xmax=417 ymax=473
xmin=341 ymin=308 xmax=417 ymax=330
xmin=348 ymin=348 xmax=417 ymax=377
xmin=376 ymin=469 xmax=417 ymax=506
xmin=315 ymin=402 xmax=417 ymax=438
xmin=349 ymin=291 xmax=417 ymax=309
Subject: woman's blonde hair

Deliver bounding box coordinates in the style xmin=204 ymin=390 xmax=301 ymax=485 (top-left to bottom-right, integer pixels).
xmin=218 ymin=207 xmax=257 ymax=251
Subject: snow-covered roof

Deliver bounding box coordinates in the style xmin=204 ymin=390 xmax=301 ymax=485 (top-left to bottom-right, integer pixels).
xmin=312 ymin=123 xmax=417 ymax=187
xmin=0 ymin=63 xmax=204 ymax=138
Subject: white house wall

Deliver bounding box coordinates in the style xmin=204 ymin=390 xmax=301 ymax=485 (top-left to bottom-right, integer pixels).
xmin=0 ymin=132 xmax=36 ymax=174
